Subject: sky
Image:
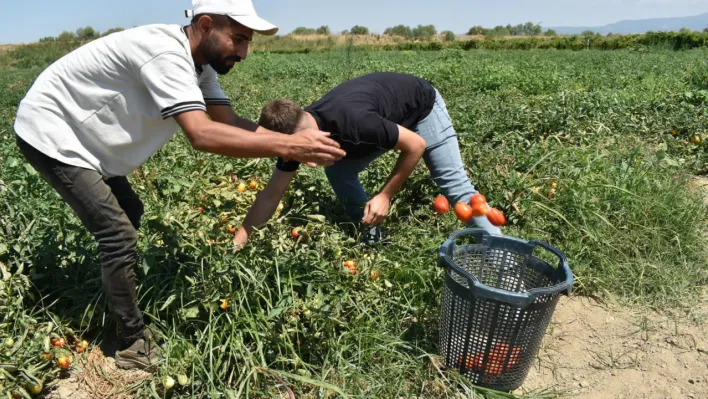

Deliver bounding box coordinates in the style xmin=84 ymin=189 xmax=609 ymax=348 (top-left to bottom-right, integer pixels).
xmin=3 ymin=0 xmax=708 ymax=44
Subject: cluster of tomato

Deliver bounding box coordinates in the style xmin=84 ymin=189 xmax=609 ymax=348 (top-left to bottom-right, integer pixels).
xmin=40 ymin=336 xmax=89 ymax=373
xmin=457 ymin=343 xmax=522 ymax=376
xmin=433 ymin=193 xmax=506 ymax=227
xmin=343 ymin=260 xmax=357 ymax=275
xmin=236 ymin=180 xmax=259 ymax=193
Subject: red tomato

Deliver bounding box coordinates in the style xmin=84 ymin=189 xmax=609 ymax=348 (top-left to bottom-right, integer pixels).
xmin=487 ymin=208 xmax=506 ymax=226
xmin=291 ymin=228 xmax=301 ymax=239
xmin=470 ymin=202 xmax=490 ymax=217
xmin=57 ymin=356 xmax=71 ymax=369
xmin=432 ymin=195 xmax=450 ymax=215
xmin=454 ymin=202 xmax=473 ymax=223
xmin=470 ymin=193 xmax=487 ymax=207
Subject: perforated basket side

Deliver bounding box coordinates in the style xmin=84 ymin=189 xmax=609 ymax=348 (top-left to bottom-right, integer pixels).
xmin=439 ymin=265 xmax=562 ymax=391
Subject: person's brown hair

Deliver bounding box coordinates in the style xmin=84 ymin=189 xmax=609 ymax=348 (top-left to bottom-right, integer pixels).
xmin=258 ymin=99 xmax=305 ymax=135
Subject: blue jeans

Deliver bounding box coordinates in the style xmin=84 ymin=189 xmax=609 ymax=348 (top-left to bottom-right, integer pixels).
xmin=324 ymin=89 xmax=502 ymax=235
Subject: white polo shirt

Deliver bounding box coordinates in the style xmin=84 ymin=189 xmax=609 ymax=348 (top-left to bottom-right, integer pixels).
xmin=14 ymin=24 xmax=232 ymax=177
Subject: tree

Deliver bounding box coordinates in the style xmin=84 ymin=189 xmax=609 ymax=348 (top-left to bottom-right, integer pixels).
xmin=441 ymin=31 xmax=456 ymax=42
xmin=467 ymin=26 xmax=484 ymax=35
xmin=350 ymin=25 xmax=369 ymax=35
xmin=39 ymin=36 xmax=57 ymax=42
xmin=76 ymin=26 xmax=99 ymax=41
xmin=292 ymin=26 xmax=317 ymax=35
xmin=57 ymin=31 xmax=76 ymax=42
xmin=487 ymin=25 xmax=511 ymax=37
xmin=102 ymin=28 xmax=124 ymax=37
xmin=384 ymin=24 xmax=413 ymax=39
xmin=316 ymin=25 xmax=330 ymax=35
xmin=581 ymin=30 xmax=596 ymax=37
xmin=544 ymin=29 xmax=557 ymax=36
xmin=412 ymin=24 xmax=437 ymax=40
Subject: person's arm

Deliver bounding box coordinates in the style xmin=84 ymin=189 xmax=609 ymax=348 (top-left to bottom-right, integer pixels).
xmin=207 ymin=104 xmax=259 ymax=132
xmin=362 ymin=125 xmax=426 ymax=225
xmin=234 ymin=168 xmax=295 ymax=249
xmin=174 ymin=110 xmax=343 ymax=166
xmin=138 ymin=53 xmax=345 ymax=165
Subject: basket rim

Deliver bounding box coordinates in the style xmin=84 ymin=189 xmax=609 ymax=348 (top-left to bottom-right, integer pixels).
xmin=437 ymin=228 xmax=574 ymax=308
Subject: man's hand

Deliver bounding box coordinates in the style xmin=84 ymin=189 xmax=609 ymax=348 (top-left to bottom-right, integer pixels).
xmin=362 ymin=193 xmax=391 ymax=226
xmin=232 ymin=230 xmax=247 ymax=253
xmin=286 ymin=129 xmax=346 ymax=167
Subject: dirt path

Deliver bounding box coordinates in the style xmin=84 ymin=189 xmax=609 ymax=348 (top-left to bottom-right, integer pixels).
xmin=520 ymin=296 xmax=707 ymax=399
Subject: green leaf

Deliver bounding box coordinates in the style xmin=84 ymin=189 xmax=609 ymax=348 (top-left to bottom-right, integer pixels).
xmin=180 ymin=306 xmax=200 ymax=320
xmin=307 ymin=214 xmax=326 ymax=223
xmin=160 ymin=294 xmax=177 ymax=311
xmin=268 ymin=307 xmax=284 ymax=318
xmin=23 ymin=164 xmax=37 ymax=176
xmin=261 ymin=368 xmax=349 ymax=398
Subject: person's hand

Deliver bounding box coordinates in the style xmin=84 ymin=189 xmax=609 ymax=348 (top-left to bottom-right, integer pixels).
xmin=287 ymin=129 xmax=345 ymax=167
xmin=232 ymin=229 xmax=248 ymax=253
xmin=362 ymin=194 xmax=391 ymax=226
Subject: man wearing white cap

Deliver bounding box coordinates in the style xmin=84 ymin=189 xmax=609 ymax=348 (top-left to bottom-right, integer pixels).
xmin=13 ymin=0 xmax=345 ymax=370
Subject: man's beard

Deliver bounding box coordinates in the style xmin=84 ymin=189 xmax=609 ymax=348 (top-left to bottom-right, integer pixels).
xmin=204 ymin=33 xmax=241 ymax=75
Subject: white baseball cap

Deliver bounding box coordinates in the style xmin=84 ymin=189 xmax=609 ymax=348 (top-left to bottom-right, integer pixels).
xmin=185 ymin=0 xmax=279 ymax=36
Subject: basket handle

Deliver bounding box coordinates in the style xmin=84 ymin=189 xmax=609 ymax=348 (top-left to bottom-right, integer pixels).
xmin=437 ymin=228 xmax=490 ymax=268
xmin=528 ymin=239 xmax=573 ymax=296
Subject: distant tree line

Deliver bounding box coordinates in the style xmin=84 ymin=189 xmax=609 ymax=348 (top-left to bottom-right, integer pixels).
xmin=39 ymin=26 xmax=124 ymax=42
xmin=467 ymin=22 xmax=557 ymax=37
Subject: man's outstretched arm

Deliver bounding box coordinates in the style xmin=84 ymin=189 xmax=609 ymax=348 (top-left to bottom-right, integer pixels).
xmin=174 ymin=110 xmax=345 ymax=166
xmin=234 ymin=168 xmax=296 ymax=249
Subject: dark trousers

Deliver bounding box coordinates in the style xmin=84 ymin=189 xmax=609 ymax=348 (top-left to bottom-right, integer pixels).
xmin=16 ymin=135 xmax=145 ymax=345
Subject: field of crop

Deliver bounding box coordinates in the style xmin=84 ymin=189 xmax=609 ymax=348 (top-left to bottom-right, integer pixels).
xmin=1 ymin=45 xmax=707 ymax=398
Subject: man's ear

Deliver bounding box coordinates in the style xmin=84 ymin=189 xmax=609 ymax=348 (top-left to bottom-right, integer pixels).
xmin=196 ymin=15 xmax=215 ymax=34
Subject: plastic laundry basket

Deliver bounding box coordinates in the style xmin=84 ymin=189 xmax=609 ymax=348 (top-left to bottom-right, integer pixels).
xmin=437 ymin=229 xmax=573 ymax=391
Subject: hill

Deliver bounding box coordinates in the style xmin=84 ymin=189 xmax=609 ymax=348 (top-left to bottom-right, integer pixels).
xmin=551 ymin=12 xmax=708 ymax=34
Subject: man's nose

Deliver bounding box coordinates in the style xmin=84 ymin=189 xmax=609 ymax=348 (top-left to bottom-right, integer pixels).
xmin=236 ymin=43 xmax=249 ymax=60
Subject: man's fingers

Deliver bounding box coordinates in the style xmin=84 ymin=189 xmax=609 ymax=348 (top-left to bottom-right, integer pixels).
xmin=362 ymin=203 xmax=373 ymax=224
xmin=318 ymin=145 xmax=346 ymax=158
xmin=373 ymin=213 xmax=383 ymax=226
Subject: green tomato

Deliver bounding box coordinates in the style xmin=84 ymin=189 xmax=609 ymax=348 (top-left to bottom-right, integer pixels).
xmin=26 ymin=381 xmax=43 ymax=395
xmin=163 ymin=376 xmax=175 ymax=390
xmin=177 ymin=374 xmax=189 ymax=386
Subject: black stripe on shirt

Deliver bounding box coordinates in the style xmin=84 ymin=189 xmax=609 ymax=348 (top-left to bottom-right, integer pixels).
xmin=162 ymin=106 xmax=206 ymax=119
xmin=204 ymin=98 xmax=232 ymax=106
xmin=161 ymin=101 xmax=205 ymax=115
xmin=162 ymin=104 xmax=206 ymax=119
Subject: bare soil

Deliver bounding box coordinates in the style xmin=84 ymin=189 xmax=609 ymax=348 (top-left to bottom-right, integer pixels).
xmin=520 ymin=295 xmax=707 ymax=399
xmin=45 ymin=349 xmax=150 ymax=399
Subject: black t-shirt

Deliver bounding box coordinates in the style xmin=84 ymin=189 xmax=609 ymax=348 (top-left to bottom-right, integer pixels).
xmin=276 ymin=72 xmax=436 ymax=172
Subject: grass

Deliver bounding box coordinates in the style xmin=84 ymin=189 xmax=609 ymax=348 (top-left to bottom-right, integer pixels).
xmin=0 ymin=45 xmax=707 ymax=398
